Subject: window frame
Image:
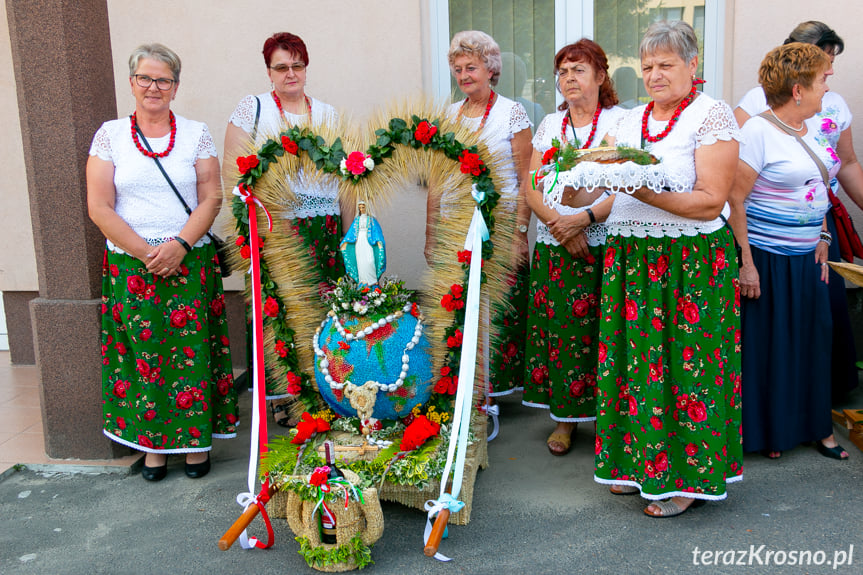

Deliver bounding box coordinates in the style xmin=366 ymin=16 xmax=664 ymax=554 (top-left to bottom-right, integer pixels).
xmin=428 ymin=0 xmax=726 ymax=105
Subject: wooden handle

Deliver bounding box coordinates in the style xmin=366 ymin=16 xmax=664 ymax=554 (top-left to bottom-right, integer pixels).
xmin=218 ymin=486 xmax=276 ymax=551
xmin=423 ymin=509 xmax=450 ymax=557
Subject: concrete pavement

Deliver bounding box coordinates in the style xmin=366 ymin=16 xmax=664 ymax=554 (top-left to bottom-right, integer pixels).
xmin=1 ymin=386 xmax=862 ymax=575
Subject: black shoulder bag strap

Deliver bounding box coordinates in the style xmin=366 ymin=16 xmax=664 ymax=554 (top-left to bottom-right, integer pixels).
xmin=251 ymin=96 xmax=262 ymax=141
xmin=133 ymin=121 xmax=219 ymax=245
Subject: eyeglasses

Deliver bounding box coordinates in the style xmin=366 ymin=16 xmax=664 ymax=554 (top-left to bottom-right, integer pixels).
xmin=133 ymin=74 xmax=176 ymax=90
xmin=269 ymin=62 xmax=307 ymax=74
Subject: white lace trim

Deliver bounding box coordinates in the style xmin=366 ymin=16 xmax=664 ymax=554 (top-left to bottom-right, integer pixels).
xmin=535 ymin=192 xmax=610 ymax=247
xmin=605 ymin=195 xmax=730 ymax=238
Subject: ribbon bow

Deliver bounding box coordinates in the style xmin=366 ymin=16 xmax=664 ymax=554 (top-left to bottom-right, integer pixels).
xmin=233 ymin=184 xmax=274 ymax=232
xmin=309 ymin=468 xmax=364 ymax=518
xmin=423 ymin=494 xmax=465 ymax=562
xmin=236 ymin=483 xmax=274 ymax=549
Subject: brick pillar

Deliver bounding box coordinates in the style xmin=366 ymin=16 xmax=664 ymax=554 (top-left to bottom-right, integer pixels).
xmin=6 ymin=0 xmax=125 ymax=458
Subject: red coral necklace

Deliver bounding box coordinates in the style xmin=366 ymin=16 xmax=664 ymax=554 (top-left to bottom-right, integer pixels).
xmin=641 ymin=83 xmax=699 ymax=145
xmin=562 ymin=103 xmax=602 ymax=149
xmin=272 ymin=90 xmax=312 ymax=122
xmin=130 ymin=111 xmax=176 ymax=158
xmin=457 ymin=90 xmax=496 ymax=132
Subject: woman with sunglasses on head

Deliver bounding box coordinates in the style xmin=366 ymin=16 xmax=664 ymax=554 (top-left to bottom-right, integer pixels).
xmin=87 ymin=43 xmax=237 ymax=482
xmin=224 ymin=32 xmax=347 ymax=425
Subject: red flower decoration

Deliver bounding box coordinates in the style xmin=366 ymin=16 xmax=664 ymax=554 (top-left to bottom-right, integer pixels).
xmin=263 ymin=296 xmax=279 ymax=318
xmin=457 ymin=250 xmax=472 ymax=264
xmin=687 ymin=401 xmax=707 ymax=423
xmin=446 ymin=329 xmax=463 ymax=348
xmin=309 ymin=466 xmax=329 ymax=487
xmin=281 ymin=136 xmax=299 ymax=155
xmin=291 ymin=412 xmax=331 ymax=444
xmin=275 ymin=340 xmax=289 ymax=357
xmin=176 ymin=391 xmax=194 ymax=410
xmin=414 ymin=120 xmax=438 ymax=145
xmin=542 ymin=146 xmax=558 ymax=165
xmin=236 ymin=154 xmax=260 ymax=175
xmin=127 ymin=275 xmax=146 ymax=295
xmin=399 ymin=415 xmax=440 ymax=451
xmin=170 ymin=309 xmax=188 ymax=328
xmin=458 ymin=149 xmax=484 ymax=176
xmin=344 ymin=151 xmax=368 ymax=175
xmin=286 ymin=371 xmax=302 ymax=395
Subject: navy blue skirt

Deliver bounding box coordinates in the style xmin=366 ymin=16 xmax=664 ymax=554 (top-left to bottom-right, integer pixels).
xmin=741 ymin=246 xmax=833 ymax=452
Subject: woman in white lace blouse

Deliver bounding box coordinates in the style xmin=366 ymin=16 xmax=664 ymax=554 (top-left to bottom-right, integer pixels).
xmin=224 ymin=32 xmax=345 ymax=423
xmin=87 ymin=44 xmax=237 ymax=482
xmin=429 ymin=30 xmax=532 ymax=423
xmin=592 ymin=21 xmax=743 ymax=518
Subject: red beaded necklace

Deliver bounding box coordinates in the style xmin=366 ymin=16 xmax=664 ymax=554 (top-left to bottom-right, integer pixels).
xmin=272 ymin=90 xmax=312 ymax=122
xmin=457 ymin=90 xmax=496 ymax=131
xmin=130 ymin=111 xmax=176 ymax=158
xmin=562 ymin=103 xmax=602 ymax=149
xmin=641 ymin=83 xmax=699 ymax=144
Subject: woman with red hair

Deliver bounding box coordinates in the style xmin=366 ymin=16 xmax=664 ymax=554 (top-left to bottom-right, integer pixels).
xmin=522 ymin=39 xmax=624 ymax=456
xmin=224 ymin=33 xmax=346 ymax=423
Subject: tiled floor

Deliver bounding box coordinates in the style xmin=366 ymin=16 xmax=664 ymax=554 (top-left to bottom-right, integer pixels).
xmin=0 ymin=351 xmax=140 ymax=476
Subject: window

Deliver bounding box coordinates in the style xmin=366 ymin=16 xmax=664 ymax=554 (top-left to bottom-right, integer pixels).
xmin=430 ymin=0 xmax=725 ymax=110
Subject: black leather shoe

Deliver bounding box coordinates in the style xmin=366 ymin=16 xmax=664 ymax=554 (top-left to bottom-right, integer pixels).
xmin=142 ymin=463 xmax=167 ymax=482
xmin=185 ymin=454 xmax=211 ymax=479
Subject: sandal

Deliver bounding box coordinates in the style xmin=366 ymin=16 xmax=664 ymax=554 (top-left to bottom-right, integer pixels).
xmin=643 ymin=498 xmax=705 ymax=518
xmin=816 ymin=441 xmax=849 ymax=460
xmin=609 ymin=485 xmax=639 ymax=496
xmin=760 ymin=450 xmax=781 ymax=459
xmin=547 ymin=431 xmax=573 ymax=456
xmin=271 ymin=401 xmax=297 ymax=428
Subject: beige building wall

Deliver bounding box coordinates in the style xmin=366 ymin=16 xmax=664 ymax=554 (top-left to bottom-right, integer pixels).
xmin=0 ymin=0 xmax=37 ymax=291
xmin=729 ymin=0 xmax=863 ymax=222
xmin=4 ymin=0 xmax=863 ymax=298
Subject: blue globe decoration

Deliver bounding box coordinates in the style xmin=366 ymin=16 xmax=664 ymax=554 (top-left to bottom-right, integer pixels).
xmin=313 ymin=311 xmax=433 ymax=420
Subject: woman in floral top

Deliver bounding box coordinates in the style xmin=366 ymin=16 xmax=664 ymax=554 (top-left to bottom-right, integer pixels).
xmin=729 ymin=43 xmax=849 ymax=460
xmin=88 ymin=44 xmax=237 ymax=481
xmin=735 ymin=21 xmax=861 ymax=409
xmin=593 ymin=21 xmax=743 ymax=518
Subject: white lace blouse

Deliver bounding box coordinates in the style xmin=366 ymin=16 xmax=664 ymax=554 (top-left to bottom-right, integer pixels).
xmin=89 ymin=114 xmax=218 ymax=252
xmin=532 ymin=106 xmax=625 ymax=247
xmin=604 ymin=94 xmax=741 ymax=238
xmin=229 ymin=94 xmax=341 ymax=219
xmin=446 ymin=94 xmax=532 ymax=213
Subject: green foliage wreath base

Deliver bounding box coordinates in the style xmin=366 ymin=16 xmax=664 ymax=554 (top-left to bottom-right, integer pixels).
xmin=296 ymin=533 xmax=374 ymax=570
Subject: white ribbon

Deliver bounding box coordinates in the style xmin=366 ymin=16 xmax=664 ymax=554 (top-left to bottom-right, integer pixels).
xmin=423 ymin=494 xmax=465 ymax=562
xmin=485 ymin=403 xmax=500 ymax=442
xmin=424 ymin=205 xmax=486 ymax=561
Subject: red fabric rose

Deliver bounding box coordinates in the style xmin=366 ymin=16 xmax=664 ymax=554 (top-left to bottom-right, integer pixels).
xmin=446 ymin=329 xmax=463 ymax=348
xmin=595 ymin=435 xmax=602 ymax=455
xmin=457 ymin=250 xmax=472 ymax=264
xmin=345 ymin=151 xmax=368 ymax=175
xmin=650 ymin=415 xmax=663 ymax=430
xmin=682 ymin=346 xmax=694 ymax=361
xmin=210 ymin=296 xmax=224 ymax=316
xmin=624 ymin=299 xmax=638 ymax=321
xmin=144 ymin=409 xmax=157 ymax=421
xmin=183 ymin=346 xmax=195 ymax=359
xmin=530 ymin=367 xmax=546 ymax=385
xmin=434 ymin=377 xmax=451 ymax=394
xmin=236 ymin=154 xmax=260 ymax=175
xmin=263 ymin=296 xmax=279 ymax=318
xmin=138 ymin=435 xmax=154 ymax=448
xmin=189 ymin=427 xmax=201 ymax=438
xmin=136 ymin=359 xmax=150 ymax=378
xmin=683 ymin=302 xmax=700 ymax=324
xmin=414 ymin=120 xmax=438 ymax=145
xmin=127 ymin=275 xmax=146 ymax=295
xmin=281 ymin=136 xmax=299 ymax=155
xmin=112 ymin=303 xmax=123 ymax=322
xmin=654 ymin=451 xmax=668 ymax=471
xmin=176 ymin=392 xmax=194 ymax=410
xmin=572 ymin=299 xmax=589 ymax=318
xmin=217 ymin=377 xmax=231 ymax=396
xmin=450 ymin=284 xmax=464 ymax=299
xmin=309 ymin=467 xmax=329 ymax=487
xmin=399 ymin=415 xmax=441 ymax=451
xmin=598 ymin=342 xmax=608 ymax=363
xmin=116 ymin=417 xmax=126 ymax=430
xmin=275 ymin=340 xmax=289 ymax=357
xmin=115 ymin=342 xmax=127 ymax=355
xmin=542 ymin=146 xmax=558 ymax=165
xmin=458 ymin=150 xmax=484 ymax=176
xmin=113 ymin=380 xmax=127 ymax=398
xmin=685 ymin=442 xmax=698 ymax=456
xmin=569 ymin=379 xmax=585 ymax=397
xmin=235 ymin=235 xmax=246 ymax=247
xmin=687 ymin=401 xmax=707 ymax=423
xmin=240 ymin=245 xmax=251 ymax=259
xmin=604 ymin=247 xmax=616 ymax=268
xmin=170 ymin=309 xmax=188 ymax=328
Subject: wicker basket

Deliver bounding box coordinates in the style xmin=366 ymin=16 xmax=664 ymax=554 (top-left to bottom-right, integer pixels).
xmin=283 ymin=469 xmax=383 ymax=572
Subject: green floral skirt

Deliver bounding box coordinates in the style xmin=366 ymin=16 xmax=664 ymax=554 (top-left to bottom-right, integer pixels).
xmin=102 ymin=244 xmax=238 ymax=453
xmin=487 ymin=262 xmax=529 ymax=396
xmin=523 ymin=243 xmax=603 ymax=421
xmin=594 ymin=228 xmax=743 ymax=500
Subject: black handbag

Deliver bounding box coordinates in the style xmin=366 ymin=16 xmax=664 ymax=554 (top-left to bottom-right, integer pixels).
xmin=134 ymin=122 xmax=232 ymax=277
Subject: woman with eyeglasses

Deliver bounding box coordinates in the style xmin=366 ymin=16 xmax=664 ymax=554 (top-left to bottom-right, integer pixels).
xmin=224 ymin=32 xmax=345 ymax=426
xmin=522 ymin=39 xmax=624 ymax=457
xmin=87 ymin=43 xmax=237 ymax=482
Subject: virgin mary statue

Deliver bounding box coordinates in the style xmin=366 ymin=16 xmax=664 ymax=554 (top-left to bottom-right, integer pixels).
xmin=340 ymin=200 xmax=386 ymax=286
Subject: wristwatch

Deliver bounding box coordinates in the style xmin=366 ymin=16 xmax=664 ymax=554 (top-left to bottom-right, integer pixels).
xmin=518 ymin=224 xmax=528 ymax=233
